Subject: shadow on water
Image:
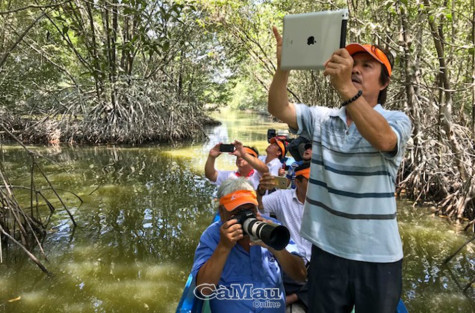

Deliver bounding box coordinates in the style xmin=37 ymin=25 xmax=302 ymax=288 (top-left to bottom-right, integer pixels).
xmin=0 ymin=108 xmax=474 ymax=313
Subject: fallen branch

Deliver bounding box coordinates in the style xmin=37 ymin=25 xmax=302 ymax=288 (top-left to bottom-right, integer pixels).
xmin=0 ymin=224 xmax=50 ymax=275
xmin=443 ymin=235 xmax=475 ymax=265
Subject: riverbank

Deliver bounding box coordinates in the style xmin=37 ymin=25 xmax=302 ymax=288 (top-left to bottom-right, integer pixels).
xmin=0 ymin=107 xmax=222 ymax=146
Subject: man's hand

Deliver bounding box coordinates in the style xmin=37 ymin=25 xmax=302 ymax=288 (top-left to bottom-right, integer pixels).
xmin=209 ymin=143 xmax=222 ymax=158
xmin=259 ymin=173 xmax=277 ymax=191
xmin=219 ymin=219 xmax=243 ymax=250
xmin=272 ymin=26 xmax=284 ymax=70
xmin=231 ymin=140 xmax=245 ymax=158
xmin=268 ymin=26 xmax=297 ymax=129
xmin=323 ymin=48 xmax=356 ymax=98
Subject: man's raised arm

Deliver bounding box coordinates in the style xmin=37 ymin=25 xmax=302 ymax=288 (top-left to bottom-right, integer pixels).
xmin=204 ymin=144 xmax=221 ymax=182
xmin=268 ymin=26 xmax=298 ymax=130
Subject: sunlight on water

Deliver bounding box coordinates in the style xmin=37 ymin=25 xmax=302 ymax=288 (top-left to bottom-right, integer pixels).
xmin=0 ymin=278 xmax=11 ymax=297
xmin=163 ymin=108 xmax=289 ymax=174
xmin=18 ymin=290 xmax=46 ymax=305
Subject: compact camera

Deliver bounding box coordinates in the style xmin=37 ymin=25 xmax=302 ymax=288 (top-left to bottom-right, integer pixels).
xmin=219 ymin=144 xmax=235 ymax=152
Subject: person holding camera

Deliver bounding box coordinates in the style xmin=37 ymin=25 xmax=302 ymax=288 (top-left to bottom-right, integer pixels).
xmin=257 ymin=163 xmax=313 ymax=310
xmin=257 ymin=163 xmax=312 ymax=264
xmin=260 ymin=137 xmax=287 ymax=176
xmin=286 ymin=141 xmax=313 ymax=189
xmin=192 ymin=178 xmax=307 ymax=313
xmin=205 ymin=140 xmax=269 ymax=189
xmin=301 ymin=142 xmax=312 ymax=162
xmin=268 ymin=26 xmax=412 ymax=313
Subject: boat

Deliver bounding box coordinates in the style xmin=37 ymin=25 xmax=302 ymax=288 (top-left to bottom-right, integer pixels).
xmin=175 ymin=271 xmax=211 ymax=313
xmin=176 ymin=214 xmax=219 ymax=313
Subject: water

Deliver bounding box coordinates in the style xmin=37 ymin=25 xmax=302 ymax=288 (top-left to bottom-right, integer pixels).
xmin=0 ymin=108 xmax=474 ymax=313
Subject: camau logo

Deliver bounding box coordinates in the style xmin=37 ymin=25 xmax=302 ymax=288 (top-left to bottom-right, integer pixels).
xmin=194 ymin=283 xmax=281 ymax=302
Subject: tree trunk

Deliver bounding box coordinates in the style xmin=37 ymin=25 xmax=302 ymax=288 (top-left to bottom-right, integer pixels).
xmin=424 ymin=0 xmax=467 ymax=181
xmin=85 ymin=1 xmax=103 ymax=104
xmin=0 ymin=0 xmax=13 ymax=54
xmin=399 ymin=4 xmax=420 ymax=156
xmin=472 ymin=0 xmax=475 ymax=140
xmin=111 ymin=0 xmax=118 ymax=107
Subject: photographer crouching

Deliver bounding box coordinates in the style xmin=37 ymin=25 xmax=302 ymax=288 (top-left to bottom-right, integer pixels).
xmin=192 ymin=178 xmax=307 ymax=312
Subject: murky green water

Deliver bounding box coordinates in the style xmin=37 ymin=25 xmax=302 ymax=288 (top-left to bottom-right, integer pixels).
xmin=1 ymin=108 xmax=474 ymax=313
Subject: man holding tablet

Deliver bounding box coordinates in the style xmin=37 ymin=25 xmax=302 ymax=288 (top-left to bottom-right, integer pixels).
xmin=267 ymin=24 xmax=412 ymax=313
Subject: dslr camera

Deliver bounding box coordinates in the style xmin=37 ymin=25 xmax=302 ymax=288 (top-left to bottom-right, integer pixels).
xmin=233 ymin=209 xmax=290 ymax=250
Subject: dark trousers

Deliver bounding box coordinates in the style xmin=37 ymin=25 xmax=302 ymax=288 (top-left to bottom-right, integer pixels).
xmin=307 ymin=245 xmax=402 ymax=313
xmin=283 ymin=269 xmax=309 ymax=309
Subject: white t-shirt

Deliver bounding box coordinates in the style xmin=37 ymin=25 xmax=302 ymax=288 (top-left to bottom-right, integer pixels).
xmin=214 ymin=170 xmax=262 ymax=189
xmin=259 ymin=156 xmax=282 ymax=176
xmin=262 ymin=188 xmax=312 ymax=263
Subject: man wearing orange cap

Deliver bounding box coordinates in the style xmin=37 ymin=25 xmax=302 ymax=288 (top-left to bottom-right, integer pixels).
xmin=286 ymin=141 xmax=312 ymax=189
xmin=267 ymin=26 xmax=412 ymax=313
xmin=205 ymin=140 xmax=269 ymax=189
xmin=257 ymin=163 xmax=313 ymax=310
xmin=259 ymin=137 xmax=287 ymax=177
xmin=192 ymin=178 xmax=307 ymax=312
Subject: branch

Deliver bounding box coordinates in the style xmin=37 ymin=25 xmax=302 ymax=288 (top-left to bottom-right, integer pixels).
xmin=0 ymin=224 xmax=51 ymax=275
xmin=0 ymin=0 xmax=71 ymax=15
xmin=6 ymin=24 xmax=81 ymax=91
xmin=0 ymin=123 xmax=77 ymax=227
xmin=443 ymin=235 xmax=475 ymax=265
xmin=0 ymin=11 xmax=46 ymax=69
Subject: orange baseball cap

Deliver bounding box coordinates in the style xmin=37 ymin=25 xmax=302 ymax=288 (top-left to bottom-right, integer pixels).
xmin=219 ymin=190 xmax=258 ymax=212
xmin=295 ymin=167 xmax=310 ymax=179
xmin=345 ymin=44 xmax=392 ymax=77
xmin=243 ymin=147 xmax=258 ymax=158
xmin=270 ymin=137 xmax=286 ymax=157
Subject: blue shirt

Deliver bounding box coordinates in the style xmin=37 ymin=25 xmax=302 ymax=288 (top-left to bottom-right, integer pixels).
xmin=191 ymin=217 xmax=300 ymax=313
xmin=292 ymin=103 xmax=412 ymax=262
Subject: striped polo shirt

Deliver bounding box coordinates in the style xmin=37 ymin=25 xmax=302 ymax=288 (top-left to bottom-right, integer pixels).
xmin=292 ymin=103 xmax=412 ymax=263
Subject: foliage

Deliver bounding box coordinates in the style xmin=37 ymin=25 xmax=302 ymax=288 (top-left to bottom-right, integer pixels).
xmin=0 ymin=0 xmax=474 ymax=224
xmin=0 ymin=0 xmax=231 ymax=144
xmin=228 ymin=78 xmax=266 ymax=111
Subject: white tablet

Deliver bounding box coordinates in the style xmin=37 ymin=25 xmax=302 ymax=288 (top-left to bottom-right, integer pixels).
xmin=281 ymin=9 xmax=349 ymax=70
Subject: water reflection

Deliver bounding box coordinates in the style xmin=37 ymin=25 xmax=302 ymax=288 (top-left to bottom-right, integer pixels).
xmin=0 ymin=110 xmax=474 ymax=313
xmin=1 ymin=145 xmax=218 ymax=313
xmin=398 ymin=200 xmax=475 ymax=312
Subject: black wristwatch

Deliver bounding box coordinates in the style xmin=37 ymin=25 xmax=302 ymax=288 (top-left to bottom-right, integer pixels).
xmin=257 ymin=185 xmax=266 ymax=196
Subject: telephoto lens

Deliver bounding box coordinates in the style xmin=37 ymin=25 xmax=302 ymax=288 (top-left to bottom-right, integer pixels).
xmin=234 ymin=210 xmax=290 ymax=250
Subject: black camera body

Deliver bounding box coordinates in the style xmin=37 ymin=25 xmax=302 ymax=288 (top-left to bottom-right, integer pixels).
xmin=233 ymin=209 xmax=290 ymax=251
xmin=219 ymin=144 xmax=235 ymax=152
xmin=267 ymin=129 xmax=277 ymax=142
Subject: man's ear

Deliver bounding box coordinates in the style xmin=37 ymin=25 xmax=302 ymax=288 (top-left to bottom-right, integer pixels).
xmin=218 ymin=205 xmax=226 ymax=217
xmin=380 ymin=77 xmax=390 ymax=91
